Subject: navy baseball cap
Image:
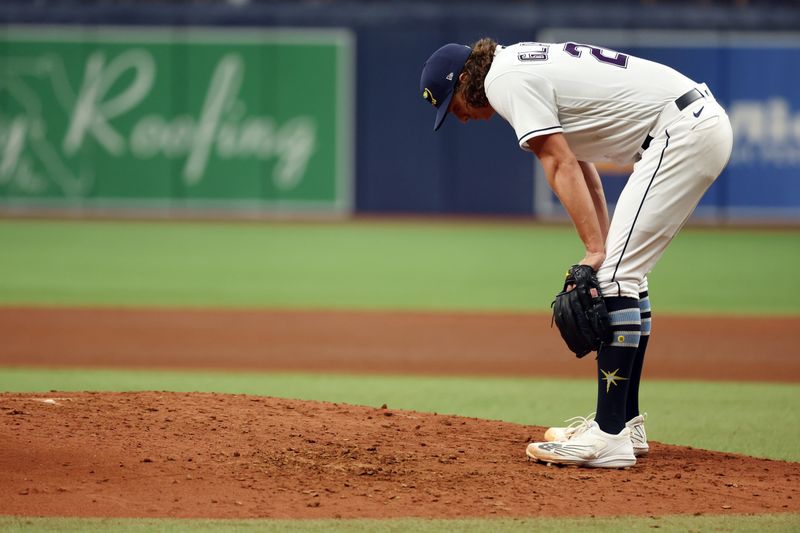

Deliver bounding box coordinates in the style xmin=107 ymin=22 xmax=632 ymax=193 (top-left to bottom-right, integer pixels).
xmin=420 ymin=43 xmax=472 ymax=131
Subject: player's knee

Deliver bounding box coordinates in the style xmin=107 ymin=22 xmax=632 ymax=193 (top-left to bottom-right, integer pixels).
xmin=605 ymin=297 xmax=641 ymax=348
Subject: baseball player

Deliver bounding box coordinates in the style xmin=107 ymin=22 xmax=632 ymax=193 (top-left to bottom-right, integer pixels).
xmin=420 ymin=39 xmax=732 ymax=468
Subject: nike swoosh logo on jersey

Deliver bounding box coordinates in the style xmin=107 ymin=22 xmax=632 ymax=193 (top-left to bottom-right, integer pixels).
xmin=693 ymin=106 xmax=704 ymax=118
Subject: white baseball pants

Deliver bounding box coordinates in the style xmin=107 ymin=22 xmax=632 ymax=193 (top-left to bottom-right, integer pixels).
xmin=598 ymin=84 xmax=734 ymax=299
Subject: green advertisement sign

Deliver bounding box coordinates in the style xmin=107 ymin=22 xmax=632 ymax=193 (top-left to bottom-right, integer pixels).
xmin=0 ymin=26 xmax=353 ymax=213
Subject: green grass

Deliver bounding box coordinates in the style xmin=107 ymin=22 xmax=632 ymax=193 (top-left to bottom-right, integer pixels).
xmin=2 ymin=367 xmax=798 ymax=462
xmin=0 ymin=219 xmax=798 ymax=314
xmin=1 ymin=514 xmax=799 ymax=533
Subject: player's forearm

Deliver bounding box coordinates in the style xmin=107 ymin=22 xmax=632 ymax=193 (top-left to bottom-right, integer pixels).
xmin=544 ymin=158 xmax=606 ymax=259
xmin=578 ymin=161 xmax=610 ymax=243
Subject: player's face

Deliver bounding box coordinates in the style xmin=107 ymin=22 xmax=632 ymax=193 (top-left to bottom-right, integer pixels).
xmin=448 ymin=91 xmax=495 ymax=124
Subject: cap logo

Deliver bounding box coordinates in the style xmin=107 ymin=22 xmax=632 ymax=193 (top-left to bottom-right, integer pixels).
xmin=422 ymin=88 xmax=438 ymax=106
xmin=446 ymin=72 xmax=454 ymax=81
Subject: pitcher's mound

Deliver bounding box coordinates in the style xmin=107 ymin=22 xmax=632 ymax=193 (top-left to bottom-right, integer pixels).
xmin=1 ymin=392 xmax=798 ymax=519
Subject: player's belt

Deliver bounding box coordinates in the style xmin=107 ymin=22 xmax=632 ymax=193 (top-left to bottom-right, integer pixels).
xmin=674 ymin=88 xmax=705 ymax=111
xmin=641 ymin=88 xmax=706 ymax=151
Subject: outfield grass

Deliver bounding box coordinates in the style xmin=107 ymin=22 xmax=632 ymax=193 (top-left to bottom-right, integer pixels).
xmin=2 ymin=367 xmax=797 ymax=462
xmin=2 ymin=514 xmax=799 ymax=533
xmin=0 ymin=219 xmax=798 ymax=314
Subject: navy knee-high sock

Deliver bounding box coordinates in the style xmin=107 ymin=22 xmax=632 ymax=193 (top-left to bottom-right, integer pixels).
xmin=626 ymin=291 xmax=651 ymax=420
xmin=594 ymin=297 xmax=641 ymax=434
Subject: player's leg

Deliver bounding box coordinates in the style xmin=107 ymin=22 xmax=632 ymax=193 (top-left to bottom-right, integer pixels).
xmin=626 ymin=278 xmax=651 ymax=420
xmin=540 ymin=290 xmax=644 ymax=442
xmin=529 ymin=285 xmax=642 ymax=466
xmin=528 ymin=292 xmax=640 ymax=466
xmin=594 ymin=92 xmax=731 ymax=456
xmin=593 ymin=296 xmax=641 ymax=434
xmin=622 ymin=278 xmax=651 ymax=456
xmin=529 ymin=316 xmax=640 ymax=468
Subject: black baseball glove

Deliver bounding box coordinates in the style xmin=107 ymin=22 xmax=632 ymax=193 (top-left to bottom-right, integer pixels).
xmin=551 ymin=265 xmax=613 ymax=358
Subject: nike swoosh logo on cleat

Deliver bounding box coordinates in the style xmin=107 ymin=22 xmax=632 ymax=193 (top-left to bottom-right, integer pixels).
xmin=693 ymin=106 xmax=704 ymax=118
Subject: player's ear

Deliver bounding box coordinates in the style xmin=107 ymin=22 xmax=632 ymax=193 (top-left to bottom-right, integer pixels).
xmin=458 ymin=72 xmax=469 ymax=83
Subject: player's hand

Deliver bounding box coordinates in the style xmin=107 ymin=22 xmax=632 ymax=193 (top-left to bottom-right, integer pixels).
xmin=579 ymin=251 xmax=605 ymax=272
xmin=552 ymin=264 xmax=613 ymax=358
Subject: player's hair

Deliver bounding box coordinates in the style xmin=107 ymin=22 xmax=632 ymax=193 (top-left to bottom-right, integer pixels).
xmin=457 ymin=37 xmax=498 ymax=109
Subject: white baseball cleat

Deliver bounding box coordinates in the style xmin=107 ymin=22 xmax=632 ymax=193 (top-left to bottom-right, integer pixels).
xmin=544 ymin=412 xmax=649 ymax=457
xmin=527 ymin=421 xmax=637 ymax=468
xmin=626 ymin=413 xmax=649 ymax=457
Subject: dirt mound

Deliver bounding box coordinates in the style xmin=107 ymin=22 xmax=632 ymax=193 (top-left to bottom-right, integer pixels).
xmin=1 ymin=392 xmax=798 ymax=519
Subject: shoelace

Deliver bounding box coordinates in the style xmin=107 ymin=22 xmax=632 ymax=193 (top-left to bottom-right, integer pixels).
xmin=562 ymin=412 xmax=596 ymax=440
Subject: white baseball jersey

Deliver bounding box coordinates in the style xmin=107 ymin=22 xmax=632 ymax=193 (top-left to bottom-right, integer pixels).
xmin=483 ymin=41 xmax=732 ymax=299
xmin=484 ymin=42 xmax=697 ymax=164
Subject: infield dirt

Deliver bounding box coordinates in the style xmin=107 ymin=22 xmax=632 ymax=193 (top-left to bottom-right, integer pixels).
xmin=2 ymin=307 xmax=798 ymax=381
